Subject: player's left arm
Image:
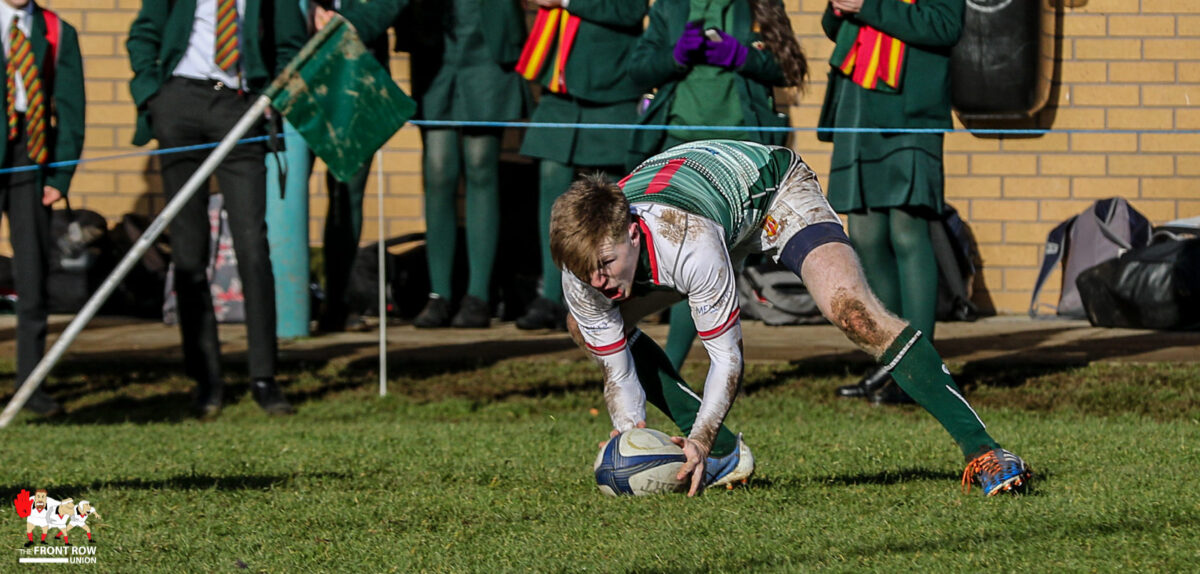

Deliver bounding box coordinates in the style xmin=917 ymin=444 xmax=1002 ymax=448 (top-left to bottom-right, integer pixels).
xmin=672 ymin=226 xmax=745 ymax=493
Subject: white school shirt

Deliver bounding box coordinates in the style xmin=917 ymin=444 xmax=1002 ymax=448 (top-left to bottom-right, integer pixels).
xmin=173 ymin=0 xmax=248 ymax=89
xmin=0 ymin=0 xmax=35 ymax=113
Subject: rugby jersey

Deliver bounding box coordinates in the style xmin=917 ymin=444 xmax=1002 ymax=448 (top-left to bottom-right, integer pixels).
xmin=564 ymin=140 xmax=796 ymax=437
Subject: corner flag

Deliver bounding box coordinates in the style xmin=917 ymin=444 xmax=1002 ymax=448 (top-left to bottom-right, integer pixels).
xmin=269 ymin=14 xmax=416 ymax=182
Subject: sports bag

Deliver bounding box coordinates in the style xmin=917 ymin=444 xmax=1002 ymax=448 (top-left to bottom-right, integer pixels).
xmin=737 ymin=261 xmax=824 ymax=326
xmin=163 ymin=194 xmax=244 ymax=324
xmin=1076 ymin=236 xmax=1200 ymax=330
xmin=1029 ymin=197 xmax=1151 ymax=318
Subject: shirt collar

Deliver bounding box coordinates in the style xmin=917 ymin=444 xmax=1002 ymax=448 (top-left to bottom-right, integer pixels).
xmin=0 ymin=2 xmax=33 ymax=29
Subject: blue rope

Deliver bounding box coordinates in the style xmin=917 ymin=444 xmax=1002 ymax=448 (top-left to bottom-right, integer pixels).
xmin=4 ymin=121 xmax=1196 ymax=176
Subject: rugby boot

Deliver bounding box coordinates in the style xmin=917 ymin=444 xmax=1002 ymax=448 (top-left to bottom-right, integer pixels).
xmin=962 ymin=448 xmax=1033 ymax=496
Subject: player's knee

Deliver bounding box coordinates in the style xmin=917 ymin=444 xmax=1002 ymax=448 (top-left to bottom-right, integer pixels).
xmin=829 ymin=289 xmax=893 ymax=352
xmin=778 ymin=222 xmax=853 ymax=276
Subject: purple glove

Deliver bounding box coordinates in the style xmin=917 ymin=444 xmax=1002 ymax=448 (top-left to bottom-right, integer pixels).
xmin=703 ymin=29 xmax=748 ymax=69
xmin=673 ymin=21 xmax=706 ymax=67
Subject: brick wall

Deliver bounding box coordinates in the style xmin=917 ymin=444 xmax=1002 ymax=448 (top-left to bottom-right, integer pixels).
xmin=5 ymin=0 xmax=1196 ymax=314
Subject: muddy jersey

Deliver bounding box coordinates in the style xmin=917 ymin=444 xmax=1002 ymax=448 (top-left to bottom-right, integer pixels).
xmin=620 ymin=140 xmax=798 ymax=247
xmin=564 ymin=141 xmax=802 ymax=436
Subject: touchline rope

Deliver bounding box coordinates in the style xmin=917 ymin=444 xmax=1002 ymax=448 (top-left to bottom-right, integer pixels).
xmin=0 ymin=121 xmax=1194 ymax=176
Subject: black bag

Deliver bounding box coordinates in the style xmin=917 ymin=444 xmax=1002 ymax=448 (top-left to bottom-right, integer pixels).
xmin=347 ymin=232 xmax=431 ymax=319
xmin=1076 ymin=237 xmax=1200 ymax=330
xmin=108 ymin=213 xmax=171 ymax=317
xmin=47 ymin=207 xmax=115 ymax=313
xmin=933 ymin=205 xmax=982 ymax=321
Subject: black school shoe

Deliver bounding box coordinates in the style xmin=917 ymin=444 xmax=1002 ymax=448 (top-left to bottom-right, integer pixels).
xmin=515 ymin=297 xmax=567 ymax=331
xmin=251 ymin=378 xmax=295 ymax=415
xmin=870 ymin=382 xmax=915 ymax=406
xmin=451 ymin=295 xmax=491 ymax=328
xmin=413 ymin=296 xmax=451 ymax=328
xmin=23 ymin=389 xmax=64 ymax=417
xmin=836 ymin=366 xmax=892 ymax=399
xmin=191 ymin=380 xmax=224 ymax=419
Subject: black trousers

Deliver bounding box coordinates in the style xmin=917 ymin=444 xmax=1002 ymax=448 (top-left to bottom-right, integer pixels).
xmin=0 ymin=121 xmax=50 ymax=390
xmin=150 ymin=77 xmax=276 ymax=382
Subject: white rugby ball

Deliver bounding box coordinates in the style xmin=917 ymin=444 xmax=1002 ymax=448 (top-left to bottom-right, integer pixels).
xmin=593 ymin=428 xmax=689 ymax=496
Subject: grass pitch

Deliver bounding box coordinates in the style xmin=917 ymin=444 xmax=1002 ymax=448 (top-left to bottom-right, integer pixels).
xmin=1 ymin=355 xmax=1198 ymax=572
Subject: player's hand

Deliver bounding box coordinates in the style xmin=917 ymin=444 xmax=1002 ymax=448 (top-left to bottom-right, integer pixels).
xmin=598 ymin=420 xmax=645 ymax=449
xmin=314 ymin=6 xmax=335 ymax=31
xmin=42 ymin=186 xmax=62 ymax=207
xmin=671 ymin=437 xmax=710 ymax=497
xmin=831 ymin=0 xmax=863 ymax=14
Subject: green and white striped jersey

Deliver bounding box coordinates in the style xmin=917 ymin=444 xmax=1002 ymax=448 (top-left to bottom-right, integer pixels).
xmin=619 ymin=140 xmax=798 ymax=246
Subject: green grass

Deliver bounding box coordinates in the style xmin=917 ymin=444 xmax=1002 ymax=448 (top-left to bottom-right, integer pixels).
xmin=1 ymin=356 xmax=1198 ymax=572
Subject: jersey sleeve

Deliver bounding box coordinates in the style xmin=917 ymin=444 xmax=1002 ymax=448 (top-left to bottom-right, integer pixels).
xmin=561 ymin=272 xmax=646 ymax=432
xmin=672 ymin=218 xmax=745 ymax=451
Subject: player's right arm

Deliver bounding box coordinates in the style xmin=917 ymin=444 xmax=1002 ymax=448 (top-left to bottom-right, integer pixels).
xmin=562 ymin=274 xmax=646 ymax=433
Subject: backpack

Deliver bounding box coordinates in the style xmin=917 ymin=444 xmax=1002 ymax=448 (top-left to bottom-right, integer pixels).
xmin=47 ymin=207 xmax=116 ymax=313
xmin=1029 ymin=197 xmax=1151 ymax=318
xmin=737 ymin=261 xmax=824 ymax=326
xmin=933 ymin=204 xmax=982 ymax=321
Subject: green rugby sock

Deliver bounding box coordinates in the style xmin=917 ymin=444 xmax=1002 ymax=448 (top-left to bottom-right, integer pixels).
xmin=630 ymin=330 xmax=738 ymax=458
xmin=882 ymin=326 xmax=999 ymax=460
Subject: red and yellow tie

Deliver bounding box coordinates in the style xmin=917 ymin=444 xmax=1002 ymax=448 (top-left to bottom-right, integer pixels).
xmin=6 ymin=16 xmax=47 ymax=164
xmin=214 ymin=0 xmax=240 ymax=73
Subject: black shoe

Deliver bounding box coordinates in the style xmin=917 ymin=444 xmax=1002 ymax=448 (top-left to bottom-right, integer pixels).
xmin=191 ymin=380 xmax=224 ymax=419
xmin=451 ymin=295 xmax=490 ymax=328
xmin=871 ymin=382 xmax=915 ymax=406
xmin=836 ymin=367 xmax=891 ymax=399
xmin=515 ymin=297 xmax=566 ymax=331
xmin=251 ymin=378 xmax=295 ymax=415
xmin=64 ymin=542 xmax=71 ymax=547
xmin=413 ymin=296 xmax=451 ymax=328
xmin=23 ymin=389 xmax=64 ymax=416
xmin=24 ymin=541 xmax=32 ymax=548
xmin=317 ymin=306 xmax=349 ymax=333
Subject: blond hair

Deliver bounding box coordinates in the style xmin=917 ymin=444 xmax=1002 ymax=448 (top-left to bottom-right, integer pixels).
xmin=549 ymin=174 xmax=633 ymax=280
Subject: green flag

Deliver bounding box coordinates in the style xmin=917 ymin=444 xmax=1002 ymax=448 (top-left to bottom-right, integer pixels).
xmin=268 ymin=15 xmax=416 ymax=183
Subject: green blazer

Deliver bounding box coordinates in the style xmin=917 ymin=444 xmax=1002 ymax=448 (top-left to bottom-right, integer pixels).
xmin=0 ymin=4 xmax=85 ymax=195
xmin=534 ymin=0 xmax=646 ymax=104
xmin=126 ymin=0 xmax=307 ymax=146
xmin=335 ymin=0 xmax=406 ymax=51
xmin=627 ymin=0 xmax=788 ymax=162
xmin=818 ymin=0 xmax=963 ymax=133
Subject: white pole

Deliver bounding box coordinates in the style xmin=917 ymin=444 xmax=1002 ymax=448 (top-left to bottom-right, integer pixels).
xmin=376 ymin=150 xmax=387 ymax=397
xmin=0 ymin=95 xmax=274 ymax=428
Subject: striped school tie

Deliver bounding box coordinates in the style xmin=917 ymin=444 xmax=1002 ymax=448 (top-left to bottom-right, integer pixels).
xmin=214 ymin=0 xmax=240 ymax=73
xmin=6 ymin=16 xmax=47 ymax=164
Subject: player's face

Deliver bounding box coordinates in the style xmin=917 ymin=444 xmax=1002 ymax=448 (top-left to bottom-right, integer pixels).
xmin=590 ymin=223 xmax=640 ymax=301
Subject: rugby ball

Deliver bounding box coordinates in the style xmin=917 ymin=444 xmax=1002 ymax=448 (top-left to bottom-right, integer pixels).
xmin=593 ymin=428 xmax=689 ymax=497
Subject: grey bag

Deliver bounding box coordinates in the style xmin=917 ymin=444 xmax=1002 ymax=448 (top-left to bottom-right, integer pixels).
xmin=1030 ymin=197 xmax=1151 ymax=318
xmin=163 ymin=194 xmax=245 ymax=324
xmin=737 ymin=262 xmax=824 ymax=326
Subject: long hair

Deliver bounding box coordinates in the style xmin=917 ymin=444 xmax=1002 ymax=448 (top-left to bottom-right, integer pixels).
xmin=748 ymin=0 xmax=808 ymax=93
